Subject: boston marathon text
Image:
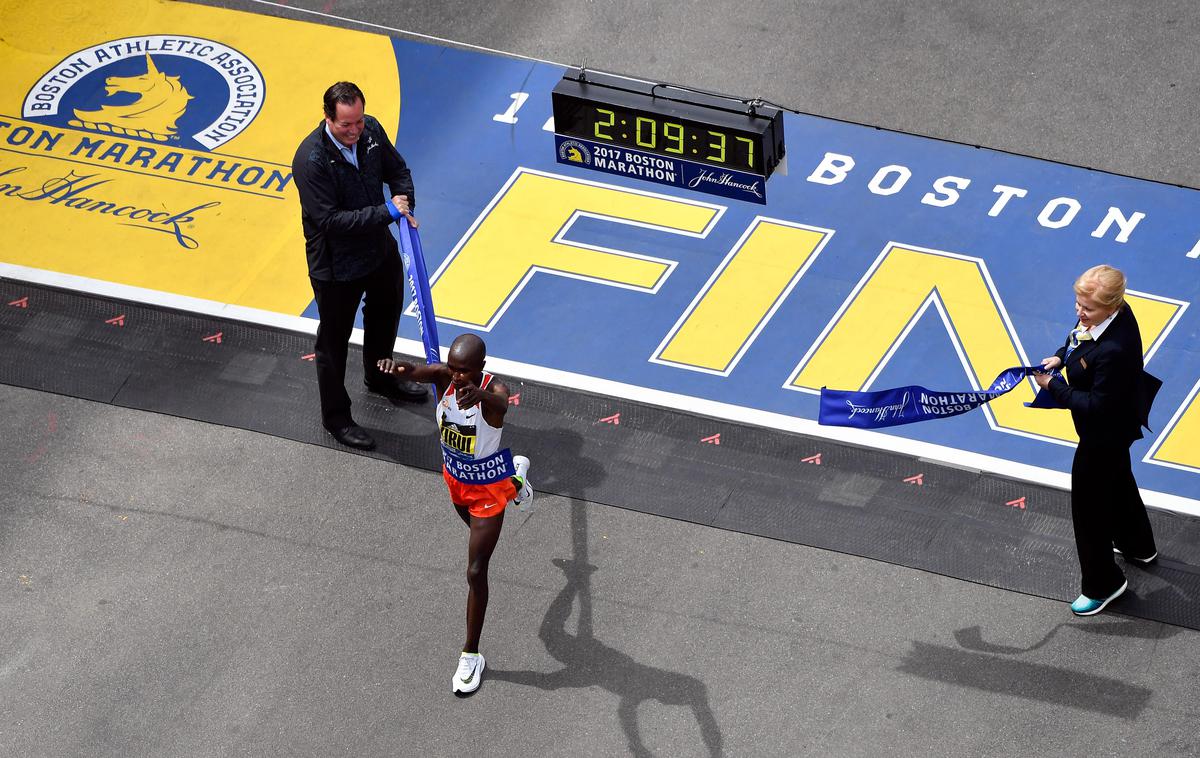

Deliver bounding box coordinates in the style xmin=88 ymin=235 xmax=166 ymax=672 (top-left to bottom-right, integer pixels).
xmin=0 ymin=119 xmax=290 ymax=195
xmin=592 ymin=146 xmax=678 ymax=183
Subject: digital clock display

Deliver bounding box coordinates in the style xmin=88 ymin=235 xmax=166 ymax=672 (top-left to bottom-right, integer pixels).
xmin=554 ymin=96 xmax=765 ymax=175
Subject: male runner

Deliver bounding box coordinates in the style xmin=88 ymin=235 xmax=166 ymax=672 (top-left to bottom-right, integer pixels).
xmin=377 ymin=334 xmax=532 ymax=695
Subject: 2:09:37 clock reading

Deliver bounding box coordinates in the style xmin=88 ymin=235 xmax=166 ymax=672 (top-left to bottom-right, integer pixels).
xmin=578 ymin=103 xmax=762 ymax=174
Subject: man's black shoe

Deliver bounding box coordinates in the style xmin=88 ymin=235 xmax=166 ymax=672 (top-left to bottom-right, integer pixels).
xmin=364 ymin=376 xmax=428 ymax=402
xmin=326 ymin=424 xmax=376 ymax=450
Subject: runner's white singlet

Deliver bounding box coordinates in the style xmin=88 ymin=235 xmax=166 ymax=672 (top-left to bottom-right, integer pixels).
xmin=436 ymin=371 xmax=503 ymax=459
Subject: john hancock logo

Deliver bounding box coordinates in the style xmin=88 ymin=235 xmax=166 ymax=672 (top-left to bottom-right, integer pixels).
xmin=687 ymin=168 xmax=763 ymax=200
xmin=5 ymin=35 xmax=288 ymax=249
xmin=557 ymin=139 xmax=592 ymax=166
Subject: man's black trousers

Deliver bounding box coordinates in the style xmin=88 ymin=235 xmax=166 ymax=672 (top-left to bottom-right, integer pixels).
xmin=309 ymin=252 xmax=403 ymax=429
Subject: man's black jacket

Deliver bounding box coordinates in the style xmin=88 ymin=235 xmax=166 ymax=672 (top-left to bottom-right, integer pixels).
xmin=292 ymin=115 xmax=415 ymax=281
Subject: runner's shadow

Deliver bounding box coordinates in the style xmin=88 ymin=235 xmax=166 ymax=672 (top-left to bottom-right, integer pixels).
xmin=493 ymin=426 xmax=723 ymax=753
xmin=484 ymin=434 xmax=720 ymax=753
xmin=489 ymin=546 xmax=723 ymax=757
xmin=522 ymin=424 xmax=607 ymax=502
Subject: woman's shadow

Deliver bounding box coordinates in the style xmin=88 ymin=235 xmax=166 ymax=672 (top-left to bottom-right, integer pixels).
xmin=488 ymin=427 xmax=724 ymax=757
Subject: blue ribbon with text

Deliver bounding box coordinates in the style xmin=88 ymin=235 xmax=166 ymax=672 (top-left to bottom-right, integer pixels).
xmin=819 ymin=366 xmax=1062 ymax=429
xmin=397 ymin=217 xmax=441 ymax=365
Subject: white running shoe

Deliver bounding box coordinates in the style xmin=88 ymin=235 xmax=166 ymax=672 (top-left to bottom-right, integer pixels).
xmin=512 ymin=455 xmax=534 ymax=511
xmin=452 ymin=652 xmax=485 ymax=694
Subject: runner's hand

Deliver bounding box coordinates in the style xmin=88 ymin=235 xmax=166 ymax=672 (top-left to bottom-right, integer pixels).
xmin=455 ymin=381 xmax=485 ymax=409
xmin=377 ymin=358 xmax=415 ymax=376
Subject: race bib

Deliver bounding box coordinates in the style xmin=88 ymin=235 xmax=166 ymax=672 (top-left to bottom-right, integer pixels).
xmin=441 ymin=446 xmax=515 ymax=484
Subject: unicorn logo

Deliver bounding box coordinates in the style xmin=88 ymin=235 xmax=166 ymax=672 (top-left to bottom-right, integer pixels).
xmin=556 ymin=139 xmax=592 ymax=165
xmin=69 ymin=54 xmax=193 ymax=142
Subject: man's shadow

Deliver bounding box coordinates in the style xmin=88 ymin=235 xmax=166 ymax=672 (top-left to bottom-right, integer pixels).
xmin=490 ymin=426 xmax=724 ymax=757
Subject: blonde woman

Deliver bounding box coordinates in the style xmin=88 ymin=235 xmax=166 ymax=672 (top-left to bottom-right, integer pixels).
xmin=1034 ymin=265 xmax=1161 ymax=616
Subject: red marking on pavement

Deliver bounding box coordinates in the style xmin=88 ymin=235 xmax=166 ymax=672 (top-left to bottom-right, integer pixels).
xmin=598 ymin=412 xmax=620 ymax=425
xmin=508 ymin=393 xmax=521 ymax=406
xmin=801 ymin=453 xmax=822 ymax=465
xmin=700 ymin=433 xmax=721 ymax=445
xmin=903 ymin=473 xmax=924 ymax=485
xmin=1006 ymin=496 xmax=1027 ymax=510
xmin=300 ymin=353 xmax=315 ymax=361
xmin=105 ymin=314 xmax=125 ymax=327
xmin=8 ymin=296 xmax=28 ymax=308
xmin=202 ymin=332 xmax=223 ymax=344
xmin=321 ymin=0 xmax=336 ymax=12
xmin=23 ymin=411 xmax=58 ymax=464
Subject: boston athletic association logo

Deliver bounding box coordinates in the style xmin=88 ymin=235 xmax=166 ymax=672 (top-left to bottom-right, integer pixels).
xmin=556 ymin=139 xmax=592 ymax=166
xmin=23 ymin=35 xmax=265 ymax=151
xmin=3 ymin=35 xmax=288 ymax=250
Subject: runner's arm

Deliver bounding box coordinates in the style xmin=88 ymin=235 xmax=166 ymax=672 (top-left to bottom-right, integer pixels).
xmin=476 ymin=378 xmax=511 ymax=428
xmin=377 ymin=358 xmax=451 ymax=395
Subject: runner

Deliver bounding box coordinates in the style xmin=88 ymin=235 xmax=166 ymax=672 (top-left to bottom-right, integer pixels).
xmin=377 ymin=333 xmax=532 ymax=695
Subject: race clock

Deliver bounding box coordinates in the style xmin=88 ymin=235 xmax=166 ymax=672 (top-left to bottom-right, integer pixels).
xmin=551 ymin=68 xmax=785 ymax=203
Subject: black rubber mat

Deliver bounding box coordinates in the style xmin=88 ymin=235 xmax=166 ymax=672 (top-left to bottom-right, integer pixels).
xmin=4 ymin=278 xmax=1200 ymax=629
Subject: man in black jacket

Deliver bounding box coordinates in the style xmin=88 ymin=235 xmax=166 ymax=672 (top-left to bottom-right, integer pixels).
xmin=1034 ymin=265 xmax=1161 ymax=616
xmin=292 ymin=81 xmax=426 ymax=450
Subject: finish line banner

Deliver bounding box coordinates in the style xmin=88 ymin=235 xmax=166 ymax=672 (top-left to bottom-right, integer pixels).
xmin=819 ymin=366 xmax=1053 ymax=429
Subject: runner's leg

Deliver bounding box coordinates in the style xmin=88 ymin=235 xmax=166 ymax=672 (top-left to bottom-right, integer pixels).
xmin=463 ymin=511 xmax=505 ymax=653
xmin=453 ymin=503 xmax=471 ymax=527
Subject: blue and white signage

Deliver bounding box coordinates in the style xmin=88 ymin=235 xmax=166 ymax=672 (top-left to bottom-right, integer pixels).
xmin=554 ymin=134 xmax=767 ymax=204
